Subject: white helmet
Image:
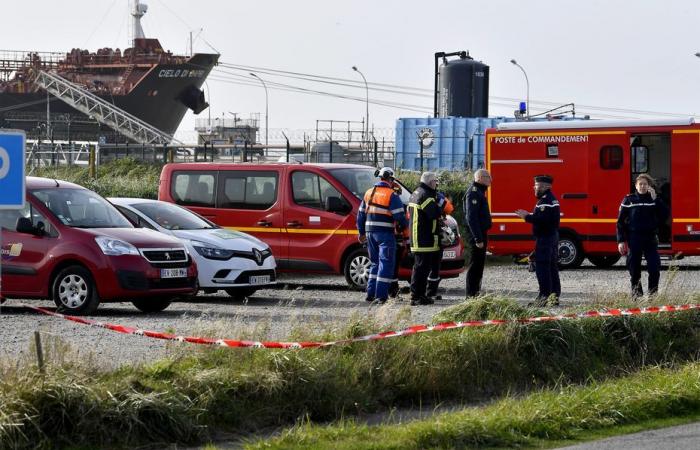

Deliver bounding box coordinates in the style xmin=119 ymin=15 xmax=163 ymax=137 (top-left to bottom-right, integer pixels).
xmin=377 ymin=167 xmax=395 ymax=180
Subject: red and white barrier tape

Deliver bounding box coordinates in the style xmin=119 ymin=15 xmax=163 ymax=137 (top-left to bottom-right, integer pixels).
xmin=20 ymin=303 xmax=700 ymax=350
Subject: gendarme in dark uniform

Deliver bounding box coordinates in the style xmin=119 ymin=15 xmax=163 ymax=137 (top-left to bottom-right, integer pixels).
xmin=465 ymin=176 xmax=492 ymax=297
xmin=520 ymin=175 xmax=561 ymax=304
xmin=616 ymin=174 xmax=669 ymax=297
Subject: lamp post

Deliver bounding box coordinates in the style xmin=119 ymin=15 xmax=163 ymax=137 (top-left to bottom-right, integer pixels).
xmin=352 ymin=65 xmax=369 ymax=141
xmin=510 ymin=59 xmax=530 ymax=120
xmin=249 ymin=72 xmax=269 ymax=155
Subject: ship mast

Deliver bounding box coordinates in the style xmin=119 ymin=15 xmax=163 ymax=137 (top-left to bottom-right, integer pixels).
xmin=131 ymin=0 xmax=148 ymax=45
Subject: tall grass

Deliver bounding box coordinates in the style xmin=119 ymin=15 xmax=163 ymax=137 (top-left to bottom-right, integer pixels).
xmin=29 ymin=158 xmax=162 ymax=199
xmin=2 ymin=297 xmax=700 ymax=448
xmin=251 ymin=362 xmax=700 ymax=449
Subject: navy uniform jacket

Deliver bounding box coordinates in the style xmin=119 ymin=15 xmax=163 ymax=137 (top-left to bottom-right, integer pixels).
xmin=616 ymin=192 xmax=669 ymax=242
xmin=525 ymin=190 xmax=560 ymax=238
xmin=465 ymin=182 xmax=492 ymax=243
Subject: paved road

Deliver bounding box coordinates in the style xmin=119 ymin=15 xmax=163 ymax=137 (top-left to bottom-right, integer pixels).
xmin=558 ymin=421 xmax=700 ymax=449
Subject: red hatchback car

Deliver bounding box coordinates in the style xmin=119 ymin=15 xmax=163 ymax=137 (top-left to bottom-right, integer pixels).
xmin=0 ymin=177 xmax=197 ymax=314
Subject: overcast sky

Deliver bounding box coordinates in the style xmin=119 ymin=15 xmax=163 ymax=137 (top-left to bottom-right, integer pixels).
xmin=5 ymin=0 xmax=700 ymax=142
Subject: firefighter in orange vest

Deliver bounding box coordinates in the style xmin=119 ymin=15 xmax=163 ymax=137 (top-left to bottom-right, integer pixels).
xmin=357 ymin=168 xmax=408 ymax=303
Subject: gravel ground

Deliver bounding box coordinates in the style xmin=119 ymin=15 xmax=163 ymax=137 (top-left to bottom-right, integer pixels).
xmin=2 ymin=256 xmax=699 ymax=368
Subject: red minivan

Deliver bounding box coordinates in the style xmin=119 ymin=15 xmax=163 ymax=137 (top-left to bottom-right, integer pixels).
xmin=158 ymin=163 xmax=464 ymax=289
xmin=0 ymin=177 xmax=197 ymax=314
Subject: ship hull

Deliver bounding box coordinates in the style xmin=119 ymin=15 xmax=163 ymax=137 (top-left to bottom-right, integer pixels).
xmin=0 ymin=53 xmax=218 ymax=143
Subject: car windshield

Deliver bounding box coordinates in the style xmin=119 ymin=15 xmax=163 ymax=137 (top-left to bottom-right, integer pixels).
xmin=327 ymin=168 xmax=411 ymax=204
xmin=31 ymin=188 xmax=133 ymax=228
xmin=132 ymin=202 xmax=216 ymax=230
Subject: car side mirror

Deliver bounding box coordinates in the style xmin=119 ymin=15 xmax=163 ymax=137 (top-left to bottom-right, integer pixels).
xmin=325 ymin=196 xmax=349 ymax=214
xmin=16 ymin=217 xmax=39 ymax=235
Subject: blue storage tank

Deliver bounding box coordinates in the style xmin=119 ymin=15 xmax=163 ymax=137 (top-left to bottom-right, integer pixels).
xmin=395 ymin=117 xmax=514 ymax=171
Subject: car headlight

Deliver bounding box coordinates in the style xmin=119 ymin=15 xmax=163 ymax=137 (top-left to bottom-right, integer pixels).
xmin=445 ymin=215 xmax=460 ymax=237
xmin=95 ymin=236 xmax=139 ymax=256
xmin=190 ymin=240 xmax=234 ymax=260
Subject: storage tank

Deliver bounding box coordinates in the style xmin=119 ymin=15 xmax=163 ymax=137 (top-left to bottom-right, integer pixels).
xmin=435 ymin=51 xmax=489 ymax=118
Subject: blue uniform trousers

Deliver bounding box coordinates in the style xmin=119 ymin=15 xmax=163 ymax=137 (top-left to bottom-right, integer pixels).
xmin=627 ymin=234 xmax=660 ymax=297
xmin=535 ymin=234 xmax=561 ymax=300
xmin=366 ymin=231 xmax=396 ymax=301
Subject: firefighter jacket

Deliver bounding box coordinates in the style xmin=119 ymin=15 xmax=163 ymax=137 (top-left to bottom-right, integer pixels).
xmin=357 ymin=181 xmax=407 ymax=235
xmin=616 ymin=192 xmax=669 ymax=243
xmin=408 ymin=182 xmax=442 ymax=252
xmin=525 ymin=189 xmax=560 ymax=238
xmin=465 ymin=182 xmax=492 ymax=243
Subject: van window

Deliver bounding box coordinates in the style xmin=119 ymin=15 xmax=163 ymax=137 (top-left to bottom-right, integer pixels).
xmin=172 ymin=171 xmax=217 ymax=207
xmin=600 ymin=145 xmax=623 ymax=170
xmin=217 ymin=171 xmax=278 ymax=210
xmin=292 ymin=171 xmax=345 ymax=211
xmin=0 ymin=203 xmax=56 ymax=236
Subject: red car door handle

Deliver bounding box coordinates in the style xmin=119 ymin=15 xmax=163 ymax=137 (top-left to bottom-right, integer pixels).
xmin=256 ymin=220 xmax=272 ymax=227
xmin=287 ymin=221 xmax=302 ymax=228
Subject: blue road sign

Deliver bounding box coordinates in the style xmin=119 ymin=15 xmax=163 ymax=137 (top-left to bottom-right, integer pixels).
xmin=0 ymin=130 xmax=26 ymax=210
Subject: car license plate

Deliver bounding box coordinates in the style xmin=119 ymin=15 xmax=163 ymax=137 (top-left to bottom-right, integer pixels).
xmin=161 ymin=268 xmax=188 ymax=278
xmin=442 ymin=250 xmax=456 ymax=259
xmin=249 ymin=275 xmax=270 ymax=285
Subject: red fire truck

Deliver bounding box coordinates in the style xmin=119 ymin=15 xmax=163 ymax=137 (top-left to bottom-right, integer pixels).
xmin=485 ymin=118 xmax=700 ymax=268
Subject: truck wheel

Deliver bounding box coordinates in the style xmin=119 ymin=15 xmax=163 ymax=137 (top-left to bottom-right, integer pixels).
xmin=557 ymin=234 xmax=584 ymax=269
xmin=343 ymin=248 xmax=370 ymax=291
xmin=588 ymin=255 xmax=621 ymax=268
xmin=225 ymin=287 xmax=257 ymax=300
xmin=132 ymin=298 xmax=172 ymax=313
xmin=52 ymin=265 xmax=100 ymax=315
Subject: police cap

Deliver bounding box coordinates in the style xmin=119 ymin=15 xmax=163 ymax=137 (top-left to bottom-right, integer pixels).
xmin=534 ymin=174 xmax=553 ymax=184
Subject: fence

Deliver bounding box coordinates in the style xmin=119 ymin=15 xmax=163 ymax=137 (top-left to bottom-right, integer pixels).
xmin=23 ymin=138 xmax=404 ymax=181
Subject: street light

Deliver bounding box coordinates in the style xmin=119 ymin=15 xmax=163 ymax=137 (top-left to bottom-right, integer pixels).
xmin=249 ymin=72 xmax=268 ymax=155
xmin=510 ymin=59 xmax=530 ymax=120
xmin=352 ymin=65 xmax=369 ymax=141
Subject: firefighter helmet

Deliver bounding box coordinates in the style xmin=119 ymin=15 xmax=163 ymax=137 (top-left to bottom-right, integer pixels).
xmin=376 ymin=167 xmax=395 ymax=180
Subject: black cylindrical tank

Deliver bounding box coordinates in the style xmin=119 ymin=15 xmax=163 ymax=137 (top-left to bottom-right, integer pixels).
xmin=437 ymin=52 xmax=489 ymax=118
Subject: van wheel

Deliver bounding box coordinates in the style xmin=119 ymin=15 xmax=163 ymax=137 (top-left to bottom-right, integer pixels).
xmin=344 ymin=248 xmax=370 ymax=290
xmin=588 ymin=255 xmax=621 ymax=268
xmin=558 ymin=234 xmax=584 ymax=269
xmin=132 ymin=298 xmax=172 ymax=313
xmin=52 ymin=266 xmax=100 ymax=315
xmin=225 ymin=287 xmax=257 ymax=300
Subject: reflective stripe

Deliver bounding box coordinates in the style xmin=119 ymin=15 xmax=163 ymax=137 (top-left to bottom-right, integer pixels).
xmin=420 ymin=197 xmax=435 ymax=209
xmin=376 ymin=276 xmax=394 ymax=283
xmin=411 ymin=245 xmax=439 ymax=252
xmin=390 ymin=207 xmax=405 ymax=214
xmin=410 ymin=204 xmax=419 ymax=248
xmin=366 ymin=221 xmax=394 ymax=228
xmin=428 ymin=276 xmax=440 ymax=281
xmin=368 ymin=274 xmax=377 ymax=279
xmin=409 ymin=197 xmax=437 ymax=211
xmin=535 ymin=203 xmax=560 ymax=208
xmin=620 ymin=202 xmax=656 ymax=208
xmin=367 ymin=206 xmax=392 ymax=216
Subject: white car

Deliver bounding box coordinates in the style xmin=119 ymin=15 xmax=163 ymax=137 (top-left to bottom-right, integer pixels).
xmin=109 ymin=198 xmax=276 ymax=299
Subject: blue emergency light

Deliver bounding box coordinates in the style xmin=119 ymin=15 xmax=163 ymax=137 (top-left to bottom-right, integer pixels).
xmin=519 ymin=102 xmax=527 ymax=114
